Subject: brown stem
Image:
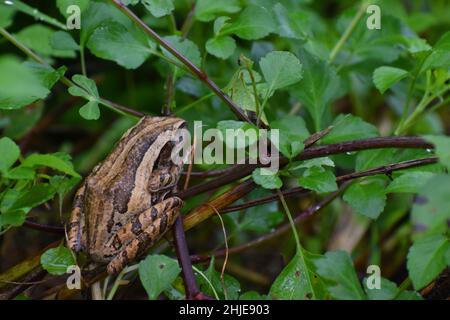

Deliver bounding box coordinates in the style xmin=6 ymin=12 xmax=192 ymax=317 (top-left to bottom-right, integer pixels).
xmin=172 ymin=217 xmax=201 ymax=299
xmin=0 ymin=268 xmax=47 ymax=300
xmin=99 ymin=98 xmax=145 ymax=118
xmin=23 ymin=219 xmax=64 ymax=235
xmin=109 ymin=0 xmax=253 ymax=124
xmin=177 ymin=136 xmax=433 ymax=199
xmin=220 ymin=156 xmax=438 ymax=214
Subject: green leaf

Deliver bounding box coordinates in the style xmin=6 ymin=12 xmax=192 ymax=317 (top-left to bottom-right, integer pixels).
xmin=15 ymin=24 xmax=75 ymax=58
xmin=50 ymin=31 xmax=80 ymax=51
xmin=79 ymin=100 xmax=100 ymax=120
xmin=363 ymin=277 xmax=398 ymax=300
xmin=24 ymin=62 xmax=66 ymax=90
xmin=142 ymin=0 xmax=174 ymax=18
xmin=226 ymin=70 xmax=267 ymax=122
xmin=321 ymin=114 xmax=378 ymax=144
xmin=50 ymin=176 xmax=81 ymax=207
xmin=197 ymin=258 xmax=241 ymax=300
xmin=407 ymin=234 xmax=450 ymax=290
xmin=271 ymin=116 xmax=309 ymax=159
xmin=422 ymin=31 xmax=450 ymax=70
xmin=56 ymin=0 xmax=89 ymax=17
xmin=290 ymin=50 xmax=341 ymax=131
xmin=373 ymin=66 xmax=409 ymax=94
xmin=240 ymin=189 xmax=283 ymax=233
xmin=336 ymin=13 xmax=402 ymax=63
xmin=80 ymin=1 xmax=132 ymax=46
xmin=252 ymin=168 xmax=282 ymax=190
xmin=386 ymin=172 xmax=435 ymax=194
xmin=139 ymin=254 xmax=181 ymax=300
xmin=87 ymin=21 xmax=153 ymax=69
xmin=0 ymin=212 xmax=27 ymax=229
xmin=71 ymin=74 xmax=99 ymax=99
xmin=0 ymin=189 xmax=27 ymax=227
xmin=314 ymin=251 xmax=366 ymax=300
xmin=299 ymin=166 xmax=338 ymax=194
xmin=217 ymin=120 xmax=258 ymax=149
xmin=343 ymin=177 xmax=387 ymax=219
xmin=424 ymin=135 xmax=450 ymax=170
xmin=68 ymin=74 xmax=101 ymax=119
xmin=213 ymin=17 xmax=231 ymax=35
xmin=433 ymin=31 xmax=450 ymax=51
xmin=205 ymin=36 xmax=236 ymax=59
xmin=7 ymin=184 xmax=57 ymax=215
xmin=0 ymin=137 xmax=20 ymax=173
xmin=411 ymin=174 xmax=450 ymax=236
xmin=364 ymin=278 xmax=422 ymax=300
xmin=40 ymin=243 xmax=75 ymax=275
xmin=396 ymin=290 xmax=423 ymax=300
xmin=401 ymin=36 xmax=432 ymax=54
xmin=4 ymin=166 xmax=36 ymax=180
xmin=270 ymin=250 xmax=325 ymax=300
xmin=260 ymin=51 xmax=303 ymax=94
xmin=272 ymin=3 xmax=307 ymax=40
xmin=161 ymin=36 xmax=201 ymax=77
xmin=239 ymin=291 xmax=267 ymax=300
xmin=355 ymin=149 xmax=396 ymax=171
xmin=294 ymin=157 xmax=335 ymax=170
xmin=0 ymin=55 xmax=50 ymax=110
xmin=0 ymin=4 xmax=16 ymax=28
xmin=195 ymin=0 xmax=240 ymax=22
xmin=22 ymin=153 xmax=80 ymax=177
xmin=220 ymin=6 xmax=276 ymax=40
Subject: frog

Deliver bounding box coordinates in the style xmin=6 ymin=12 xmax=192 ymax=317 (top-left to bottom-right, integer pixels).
xmin=67 ymin=116 xmax=186 ymax=274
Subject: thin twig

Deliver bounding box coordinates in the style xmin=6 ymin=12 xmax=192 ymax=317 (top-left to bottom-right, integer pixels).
xmin=220 ymin=187 xmax=308 ymax=213
xmin=219 ymin=156 xmax=438 ymax=214
xmin=23 ymin=219 xmax=65 ymax=235
xmin=205 ymin=204 xmax=229 ymax=289
xmin=181 ymin=2 xmax=196 ymax=39
xmin=109 ymin=0 xmax=253 ymax=124
xmin=328 ymin=1 xmax=368 ymax=64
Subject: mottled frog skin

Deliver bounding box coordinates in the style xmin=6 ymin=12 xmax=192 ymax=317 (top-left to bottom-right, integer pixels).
xmin=68 ymin=116 xmax=186 ymax=274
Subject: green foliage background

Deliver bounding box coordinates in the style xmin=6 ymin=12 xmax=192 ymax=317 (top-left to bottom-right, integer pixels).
xmin=0 ymin=0 xmax=449 ymax=300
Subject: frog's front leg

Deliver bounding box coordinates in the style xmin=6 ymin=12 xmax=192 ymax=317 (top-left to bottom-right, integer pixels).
xmin=105 ymin=196 xmax=182 ymax=274
xmin=67 ymin=183 xmax=87 ymax=252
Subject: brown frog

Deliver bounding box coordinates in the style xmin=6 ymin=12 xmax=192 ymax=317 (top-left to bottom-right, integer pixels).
xmin=67 ymin=116 xmax=186 ymax=274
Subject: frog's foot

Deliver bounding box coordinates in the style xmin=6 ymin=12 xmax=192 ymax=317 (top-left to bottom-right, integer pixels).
xmin=148 ymin=165 xmax=182 ymax=192
xmin=105 ymin=197 xmax=182 ymax=274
